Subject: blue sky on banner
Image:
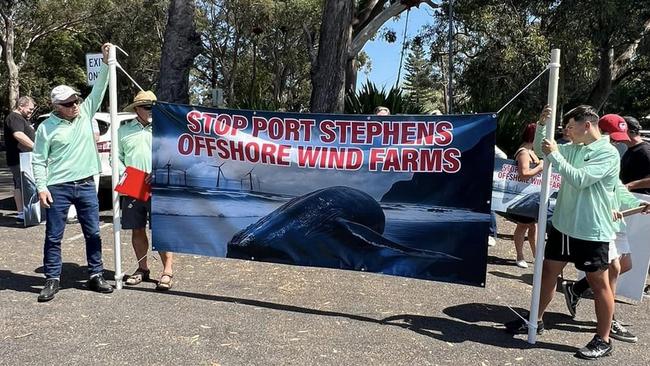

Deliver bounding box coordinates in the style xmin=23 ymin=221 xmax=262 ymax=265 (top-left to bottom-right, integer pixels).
xmin=358 ymin=5 xmax=436 ymax=90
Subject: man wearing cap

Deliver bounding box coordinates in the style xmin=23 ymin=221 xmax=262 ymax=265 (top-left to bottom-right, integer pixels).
xmin=561 ymin=113 xmax=648 ymax=344
xmin=118 ymin=91 xmax=174 ymax=290
xmin=505 ymin=105 xmax=622 ymax=359
xmin=3 ymin=96 xmax=36 ymax=223
xmin=32 ymin=43 xmax=113 ymax=302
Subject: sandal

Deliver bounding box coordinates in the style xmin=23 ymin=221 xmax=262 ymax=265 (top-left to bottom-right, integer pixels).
xmin=156 ymin=272 xmax=173 ymax=291
xmin=125 ymin=268 xmax=150 ymax=286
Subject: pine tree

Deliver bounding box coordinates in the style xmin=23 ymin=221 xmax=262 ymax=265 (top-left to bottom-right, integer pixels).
xmin=403 ymin=41 xmax=436 ymax=109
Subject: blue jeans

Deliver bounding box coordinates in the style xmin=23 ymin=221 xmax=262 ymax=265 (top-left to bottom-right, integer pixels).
xmin=43 ymin=180 xmax=103 ymax=279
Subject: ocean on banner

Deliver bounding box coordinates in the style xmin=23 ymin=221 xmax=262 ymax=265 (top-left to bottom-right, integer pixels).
xmin=151 ymin=185 xmax=489 ymax=285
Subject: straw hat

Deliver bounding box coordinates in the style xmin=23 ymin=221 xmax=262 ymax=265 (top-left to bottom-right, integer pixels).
xmin=124 ymin=90 xmax=157 ymax=112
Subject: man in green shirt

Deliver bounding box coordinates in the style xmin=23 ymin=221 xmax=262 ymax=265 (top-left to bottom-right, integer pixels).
xmin=32 ymin=43 xmax=114 ymax=302
xmin=119 ymin=90 xmax=174 ymax=290
xmin=505 ymin=105 xmax=621 ymax=359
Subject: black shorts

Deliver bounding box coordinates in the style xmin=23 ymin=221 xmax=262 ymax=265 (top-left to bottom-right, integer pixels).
xmin=500 ymin=212 xmax=536 ymax=224
xmin=9 ymin=164 xmax=21 ymax=189
xmin=545 ymin=225 xmax=609 ymax=272
xmin=121 ymin=196 xmax=150 ymax=229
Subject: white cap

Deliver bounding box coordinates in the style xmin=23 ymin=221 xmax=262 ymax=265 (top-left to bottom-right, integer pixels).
xmin=51 ymin=85 xmax=80 ymax=104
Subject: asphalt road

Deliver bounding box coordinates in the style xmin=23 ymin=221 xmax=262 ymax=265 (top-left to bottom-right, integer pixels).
xmin=1 ymin=164 xmax=649 ymax=365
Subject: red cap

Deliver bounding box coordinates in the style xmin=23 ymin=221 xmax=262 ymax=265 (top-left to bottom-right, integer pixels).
xmin=598 ymin=114 xmax=630 ymax=142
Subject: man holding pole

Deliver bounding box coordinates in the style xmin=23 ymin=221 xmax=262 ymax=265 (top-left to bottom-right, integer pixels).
xmin=561 ymin=114 xmax=650 ymax=343
xmin=506 ymin=105 xmax=621 ymax=360
xmin=32 ymin=43 xmax=114 ymax=302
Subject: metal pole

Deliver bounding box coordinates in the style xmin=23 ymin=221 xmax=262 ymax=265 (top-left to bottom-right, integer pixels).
xmin=108 ymin=45 xmax=123 ymax=290
xmin=447 ymin=0 xmax=454 ymax=114
xmin=528 ymin=48 xmax=560 ymax=343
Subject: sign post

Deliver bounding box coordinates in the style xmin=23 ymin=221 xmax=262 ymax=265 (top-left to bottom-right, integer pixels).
xmin=107 ymin=45 xmax=123 ymax=289
xmin=528 ymin=49 xmax=561 ymax=344
xmin=85 ymin=53 xmax=104 ymax=86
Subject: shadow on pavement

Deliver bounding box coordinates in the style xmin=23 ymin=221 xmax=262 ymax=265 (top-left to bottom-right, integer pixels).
xmin=0 ymin=263 xmax=116 ymax=294
xmin=487 ymin=255 xmax=519 ymax=267
xmin=489 ymin=270 xmax=534 ymax=286
xmin=125 ymin=287 xmax=579 ymax=354
xmin=382 ymin=303 xmax=579 ymax=353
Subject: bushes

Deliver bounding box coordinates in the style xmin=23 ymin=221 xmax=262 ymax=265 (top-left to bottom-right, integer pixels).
xmin=345 ymin=81 xmax=426 ymax=115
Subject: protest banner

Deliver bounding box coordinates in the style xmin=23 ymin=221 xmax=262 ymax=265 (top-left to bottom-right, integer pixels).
xmin=491 ymin=157 xmax=561 ymax=220
xmin=19 ymin=152 xmax=42 ymax=227
xmin=151 ymin=102 xmax=496 ymax=286
xmin=605 ymin=192 xmax=650 ymax=302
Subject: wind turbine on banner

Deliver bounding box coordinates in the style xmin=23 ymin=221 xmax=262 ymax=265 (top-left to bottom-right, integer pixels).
xmin=210 ymin=162 xmax=227 ymax=188
xmin=153 ymin=159 xmax=171 ymax=185
xmin=181 ymin=168 xmax=188 ymax=186
xmin=241 ymin=168 xmax=254 ymax=191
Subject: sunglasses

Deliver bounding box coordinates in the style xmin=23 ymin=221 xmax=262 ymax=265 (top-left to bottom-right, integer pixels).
xmin=58 ymin=98 xmax=82 ymax=108
xmin=140 ymin=105 xmax=153 ymax=111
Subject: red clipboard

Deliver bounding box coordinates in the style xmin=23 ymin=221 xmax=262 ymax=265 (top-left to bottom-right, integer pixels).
xmin=115 ymin=166 xmax=151 ymax=202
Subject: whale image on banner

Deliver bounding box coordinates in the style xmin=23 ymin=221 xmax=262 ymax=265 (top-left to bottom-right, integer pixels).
xmin=151 ymin=102 xmax=496 ymax=286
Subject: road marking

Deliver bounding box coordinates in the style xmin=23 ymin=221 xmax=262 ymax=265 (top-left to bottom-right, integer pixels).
xmin=67 ymin=223 xmax=110 ymax=242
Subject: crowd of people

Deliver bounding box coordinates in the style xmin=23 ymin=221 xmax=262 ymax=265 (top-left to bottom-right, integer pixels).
xmin=501 ymin=105 xmax=650 ymax=360
xmin=2 ymin=42 xmax=650 ymax=361
xmin=2 ymin=43 xmax=171 ymax=302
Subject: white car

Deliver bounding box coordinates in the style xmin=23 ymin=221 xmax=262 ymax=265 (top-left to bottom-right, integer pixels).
xmin=35 ymin=112 xmax=137 ymax=190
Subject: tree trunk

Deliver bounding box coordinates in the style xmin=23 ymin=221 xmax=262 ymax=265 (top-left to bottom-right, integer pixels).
xmin=226 ymin=27 xmax=242 ymax=106
xmin=587 ymin=45 xmax=613 ymax=111
xmin=1 ymin=11 xmax=19 ymax=110
xmin=309 ymin=0 xmax=353 ymax=113
xmin=157 ymin=0 xmax=202 ymax=103
xmin=344 ymin=57 xmax=357 ymax=96
xmin=587 ymin=17 xmax=650 ymax=110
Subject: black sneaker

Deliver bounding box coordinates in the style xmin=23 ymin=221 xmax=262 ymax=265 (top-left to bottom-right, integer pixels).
xmin=88 ymin=275 xmax=114 ymax=293
xmin=561 ymin=281 xmax=580 ymax=318
xmin=644 ymin=285 xmax=650 ymax=298
xmin=37 ymin=279 xmax=60 ymax=302
xmin=610 ymin=319 xmax=638 ymax=343
xmin=576 ymin=335 xmax=613 ymax=359
xmin=505 ymin=318 xmax=544 ymax=335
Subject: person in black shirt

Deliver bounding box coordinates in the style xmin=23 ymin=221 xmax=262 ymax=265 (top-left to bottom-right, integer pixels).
xmin=3 ymin=96 xmax=36 ymax=222
xmin=620 ymin=116 xmax=650 ymax=194
xmin=619 ymin=116 xmax=650 ymax=299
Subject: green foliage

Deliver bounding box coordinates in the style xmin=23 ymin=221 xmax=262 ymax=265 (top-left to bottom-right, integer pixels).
xmin=193 ymin=0 xmax=321 ymax=111
xmin=345 ymin=81 xmax=426 ymax=114
xmin=233 ymin=96 xmax=280 ymax=112
xmin=1 ymin=0 xmax=167 ymax=113
xmin=402 ymin=41 xmax=442 ymax=112
xmin=494 ymin=109 xmax=533 ymax=157
xmin=418 ymin=0 xmax=650 ymax=119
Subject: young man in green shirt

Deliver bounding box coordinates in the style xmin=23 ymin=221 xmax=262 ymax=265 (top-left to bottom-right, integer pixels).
xmin=32 ymin=43 xmax=114 ymax=302
xmin=505 ymin=105 xmax=621 ymax=359
xmin=561 ymin=114 xmax=649 ymax=344
xmin=118 ymin=91 xmax=174 ymax=290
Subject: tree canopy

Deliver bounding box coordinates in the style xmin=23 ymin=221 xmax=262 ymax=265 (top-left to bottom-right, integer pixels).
xmin=1 ymin=0 xmax=649 ymax=127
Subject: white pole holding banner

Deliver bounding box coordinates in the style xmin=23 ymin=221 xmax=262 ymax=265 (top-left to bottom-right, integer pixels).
xmin=528 ymin=49 xmax=560 ymax=343
xmin=108 ymin=45 xmax=123 ymax=290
